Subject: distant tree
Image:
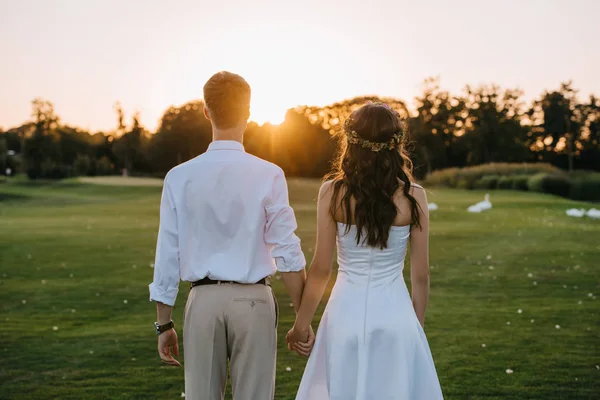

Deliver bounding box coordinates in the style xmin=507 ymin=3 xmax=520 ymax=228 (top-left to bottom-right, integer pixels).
xmin=528 ymin=82 xmax=591 ymax=172
xmin=24 ymin=98 xmax=61 ymax=178
xmin=460 ymin=85 xmax=530 ymax=165
xmin=113 ymin=111 xmax=149 ymax=175
xmin=274 ymin=110 xmax=336 ymax=177
xmin=149 ymin=100 xmax=212 ymax=173
xmin=411 ymin=77 xmax=468 ymax=175
xmin=297 ymin=96 xmax=410 ymax=135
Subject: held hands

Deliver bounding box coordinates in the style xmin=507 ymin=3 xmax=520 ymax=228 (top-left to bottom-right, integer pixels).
xmin=286 ymin=325 xmax=315 ymax=357
xmin=158 ymin=328 xmax=181 ymax=367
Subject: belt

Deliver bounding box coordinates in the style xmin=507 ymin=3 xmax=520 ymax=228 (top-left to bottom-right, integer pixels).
xmin=190 ymin=277 xmax=270 ymax=289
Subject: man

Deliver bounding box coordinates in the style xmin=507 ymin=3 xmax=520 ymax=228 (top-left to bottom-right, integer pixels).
xmin=149 ymin=71 xmax=313 ymax=400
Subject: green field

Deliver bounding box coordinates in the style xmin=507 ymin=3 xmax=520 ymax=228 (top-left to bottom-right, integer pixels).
xmin=1 ymin=177 xmax=599 ymax=400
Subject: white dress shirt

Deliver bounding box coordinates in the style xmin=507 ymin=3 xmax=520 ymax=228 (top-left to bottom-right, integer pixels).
xmin=149 ymin=140 xmax=306 ymax=306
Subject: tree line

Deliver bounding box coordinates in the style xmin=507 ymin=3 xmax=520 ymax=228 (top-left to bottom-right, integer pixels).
xmin=1 ymin=78 xmax=598 ymax=181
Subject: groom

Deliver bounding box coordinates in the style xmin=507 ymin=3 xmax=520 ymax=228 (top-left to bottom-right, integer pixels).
xmin=149 ymin=71 xmax=314 ymax=400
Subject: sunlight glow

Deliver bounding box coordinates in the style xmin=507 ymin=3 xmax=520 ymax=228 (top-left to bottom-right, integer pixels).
xmin=250 ymin=100 xmax=287 ymax=125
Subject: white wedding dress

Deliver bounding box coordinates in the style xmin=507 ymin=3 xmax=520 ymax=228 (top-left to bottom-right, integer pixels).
xmin=296 ymin=223 xmax=444 ymax=400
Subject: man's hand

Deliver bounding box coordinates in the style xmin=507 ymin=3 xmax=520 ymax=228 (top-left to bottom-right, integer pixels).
xmin=286 ymin=325 xmax=315 ymax=357
xmin=158 ymin=328 xmax=181 ymax=367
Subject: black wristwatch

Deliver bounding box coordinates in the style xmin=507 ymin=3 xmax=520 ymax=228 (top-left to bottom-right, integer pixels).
xmin=154 ymin=320 xmax=174 ymax=336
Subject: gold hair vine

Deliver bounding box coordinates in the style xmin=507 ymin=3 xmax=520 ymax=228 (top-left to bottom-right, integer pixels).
xmin=343 ymin=108 xmax=404 ymax=152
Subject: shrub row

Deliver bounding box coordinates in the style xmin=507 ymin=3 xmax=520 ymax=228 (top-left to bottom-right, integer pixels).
xmin=425 ymin=164 xmax=600 ymax=202
xmin=425 ymin=163 xmax=561 ymax=189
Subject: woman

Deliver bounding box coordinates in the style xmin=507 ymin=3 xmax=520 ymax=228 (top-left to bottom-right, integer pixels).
xmin=287 ymin=102 xmax=443 ymax=399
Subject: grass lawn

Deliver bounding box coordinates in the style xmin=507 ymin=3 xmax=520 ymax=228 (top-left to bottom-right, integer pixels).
xmin=0 ymin=177 xmax=598 ymax=399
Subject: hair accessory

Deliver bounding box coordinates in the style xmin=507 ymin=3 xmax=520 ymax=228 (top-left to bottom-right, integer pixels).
xmin=343 ymin=105 xmax=405 ymax=152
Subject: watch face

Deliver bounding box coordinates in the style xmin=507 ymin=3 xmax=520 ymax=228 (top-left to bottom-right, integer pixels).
xmin=154 ymin=322 xmax=161 ymax=334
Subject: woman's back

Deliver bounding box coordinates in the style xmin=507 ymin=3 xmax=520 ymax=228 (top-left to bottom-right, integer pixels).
xmin=292 ymin=103 xmax=442 ymax=399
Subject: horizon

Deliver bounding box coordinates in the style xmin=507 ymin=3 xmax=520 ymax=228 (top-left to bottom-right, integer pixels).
xmin=1 ymin=0 xmax=599 ymax=132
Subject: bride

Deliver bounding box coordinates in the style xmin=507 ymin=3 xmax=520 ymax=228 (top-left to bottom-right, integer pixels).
xmin=287 ymin=102 xmax=444 ymax=399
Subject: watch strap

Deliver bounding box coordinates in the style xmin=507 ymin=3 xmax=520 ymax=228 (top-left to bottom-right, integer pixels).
xmin=156 ymin=320 xmax=174 ymax=335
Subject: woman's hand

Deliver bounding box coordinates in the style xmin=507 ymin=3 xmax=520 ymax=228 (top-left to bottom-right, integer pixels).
xmin=286 ymin=325 xmax=315 ymax=357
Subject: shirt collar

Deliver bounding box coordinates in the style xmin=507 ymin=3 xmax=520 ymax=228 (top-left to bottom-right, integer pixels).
xmin=207 ymin=140 xmax=245 ymax=152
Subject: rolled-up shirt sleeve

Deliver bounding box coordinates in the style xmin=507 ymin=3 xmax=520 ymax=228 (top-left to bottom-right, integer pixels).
xmin=264 ymin=169 xmax=306 ymax=272
xmin=149 ymin=178 xmax=180 ymax=306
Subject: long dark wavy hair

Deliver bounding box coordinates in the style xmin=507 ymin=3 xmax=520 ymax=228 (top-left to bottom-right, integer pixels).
xmin=328 ymin=102 xmax=421 ymax=249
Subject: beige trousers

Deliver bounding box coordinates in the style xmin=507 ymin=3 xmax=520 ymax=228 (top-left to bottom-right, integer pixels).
xmin=183 ymin=283 xmax=278 ymax=400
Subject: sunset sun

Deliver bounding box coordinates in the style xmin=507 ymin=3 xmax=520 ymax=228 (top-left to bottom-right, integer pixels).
xmin=250 ymin=99 xmax=287 ymax=125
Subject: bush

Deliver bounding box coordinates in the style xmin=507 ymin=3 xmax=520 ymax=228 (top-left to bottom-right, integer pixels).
xmin=425 ymin=163 xmax=562 ymax=189
xmin=93 ymin=157 xmax=115 ymax=176
xmin=74 ymin=155 xmax=92 ymax=176
xmin=497 ymin=176 xmax=514 ymax=190
xmin=40 ymin=159 xmax=71 ymax=179
xmin=528 ymin=173 xmax=572 ymax=197
xmin=570 ymin=173 xmax=600 ymax=202
xmin=473 ymin=175 xmax=500 ymax=189
xmin=512 ymin=176 xmax=529 ymax=191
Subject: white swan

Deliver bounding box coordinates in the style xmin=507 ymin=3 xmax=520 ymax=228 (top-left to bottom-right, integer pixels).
xmin=566 ymin=209 xmax=586 ymax=218
xmin=586 ymin=208 xmax=600 ymax=219
xmin=428 ymin=203 xmax=439 ymax=211
xmin=467 ymin=193 xmax=492 ymax=213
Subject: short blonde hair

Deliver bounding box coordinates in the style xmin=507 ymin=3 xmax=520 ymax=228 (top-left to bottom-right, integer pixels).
xmin=203 ymin=71 xmax=251 ymax=129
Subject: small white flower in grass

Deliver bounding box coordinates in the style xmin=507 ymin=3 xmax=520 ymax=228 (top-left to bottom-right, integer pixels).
xmin=181 ymin=393 xmax=186 ymax=398
xmin=41 ymin=280 xmax=47 ymax=284
xmin=596 ymin=365 xmax=599 ymax=370
xmin=486 ymin=255 xmax=492 ymax=260
xmin=288 ymin=303 xmax=294 ymax=308
xmin=123 ymin=300 xmax=128 ymax=304
xmin=588 ymin=293 xmax=593 ymax=297
xmin=481 ymin=344 xmax=486 ymax=348
xmin=533 ymin=281 xmax=538 ymax=286
xmin=71 ymin=309 xmax=76 ymax=313
xmin=22 ymin=300 xmax=26 ymax=304
xmin=149 ymin=263 xmax=154 ymax=268
xmin=53 ymin=326 xmax=58 ymax=331
xmin=285 ymin=367 xmax=292 ymax=372
xmin=488 ymin=266 xmax=494 ymax=270
xmin=578 ymin=301 xmax=582 ymax=305
xmin=555 ymin=325 xmax=561 ymax=329
xmin=69 ymin=274 xmax=73 ymax=278
xmin=530 ymin=319 xmax=535 ymax=323
xmin=131 ymin=358 xmax=136 ymax=361
xmin=506 ymin=369 xmax=513 ymax=374
xmin=506 ymin=321 xmax=511 ymax=325
xmin=89 ymin=350 xmax=94 ymax=354
xmin=563 ymin=285 xmax=567 ymax=289
xmin=527 ymin=273 xmax=533 ymax=278
xmin=517 ymin=309 xmax=523 ymax=314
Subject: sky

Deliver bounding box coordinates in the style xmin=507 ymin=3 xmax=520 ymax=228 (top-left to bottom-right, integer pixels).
xmin=1 ymin=0 xmax=599 ymax=132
